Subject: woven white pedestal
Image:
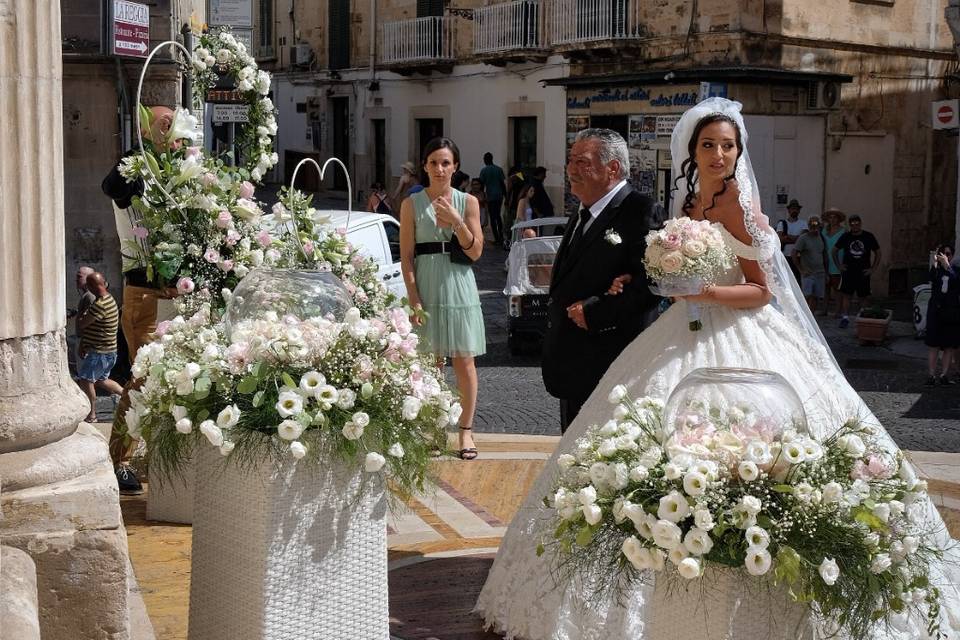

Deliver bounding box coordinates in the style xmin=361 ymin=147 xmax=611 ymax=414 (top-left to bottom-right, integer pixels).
xmin=146 ymin=460 xmax=195 ymax=524
xmin=647 ymin=567 xmax=812 ymax=639
xmin=188 ymin=446 xmax=389 ymax=640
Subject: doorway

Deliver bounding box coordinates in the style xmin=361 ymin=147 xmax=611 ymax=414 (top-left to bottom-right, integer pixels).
xmin=372 ymin=119 xmax=386 ymax=187
xmin=510 ymin=116 xmax=537 ymax=174
xmin=331 ymin=97 xmax=350 ymax=190
xmin=416 ymin=118 xmax=444 ymax=166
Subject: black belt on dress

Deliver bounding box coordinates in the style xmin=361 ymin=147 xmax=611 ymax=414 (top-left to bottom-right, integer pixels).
xmin=415 ymin=241 xmax=452 ymax=256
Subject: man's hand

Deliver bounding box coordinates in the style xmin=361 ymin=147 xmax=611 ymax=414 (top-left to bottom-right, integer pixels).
xmin=566 ymin=301 xmax=588 ymax=330
xmin=606 ymin=273 xmax=632 ymax=296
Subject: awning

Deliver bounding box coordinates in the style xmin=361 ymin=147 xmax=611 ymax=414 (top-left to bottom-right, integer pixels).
xmin=543 ymin=66 xmax=854 ymax=88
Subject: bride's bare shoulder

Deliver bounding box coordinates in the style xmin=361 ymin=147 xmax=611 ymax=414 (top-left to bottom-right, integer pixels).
xmin=715 ymin=181 xmax=754 ymax=244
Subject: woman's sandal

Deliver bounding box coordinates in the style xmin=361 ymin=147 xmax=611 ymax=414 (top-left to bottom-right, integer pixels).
xmin=458 ymin=426 xmax=478 ymax=461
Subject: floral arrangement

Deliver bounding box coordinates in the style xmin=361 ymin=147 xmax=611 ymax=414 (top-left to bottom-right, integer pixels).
xmin=192 ymin=27 xmax=278 ymax=181
xmin=542 ymin=387 xmax=946 ymax=637
xmin=125 ymin=293 xmax=456 ymax=498
xmin=642 ymin=217 xmax=734 ymax=330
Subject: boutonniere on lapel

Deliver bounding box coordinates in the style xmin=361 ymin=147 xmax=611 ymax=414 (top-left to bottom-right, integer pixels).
xmin=604 ymin=229 xmax=622 ymax=246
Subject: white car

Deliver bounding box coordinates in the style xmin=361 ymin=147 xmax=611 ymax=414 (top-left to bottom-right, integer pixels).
xmin=260 ymin=209 xmax=405 ymax=299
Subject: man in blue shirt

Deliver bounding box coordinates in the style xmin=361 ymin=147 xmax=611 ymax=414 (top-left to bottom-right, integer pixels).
xmin=478 ymin=152 xmax=506 ymax=246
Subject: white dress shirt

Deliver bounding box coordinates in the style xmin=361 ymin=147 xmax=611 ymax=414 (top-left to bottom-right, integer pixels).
xmin=576 ymin=179 xmax=628 ymax=235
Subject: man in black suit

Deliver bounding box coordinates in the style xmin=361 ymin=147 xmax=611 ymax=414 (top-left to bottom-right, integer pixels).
xmin=542 ymin=129 xmax=659 ymax=432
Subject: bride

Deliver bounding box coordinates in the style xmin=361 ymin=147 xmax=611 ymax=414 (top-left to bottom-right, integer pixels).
xmin=475 ymin=97 xmax=960 ymax=639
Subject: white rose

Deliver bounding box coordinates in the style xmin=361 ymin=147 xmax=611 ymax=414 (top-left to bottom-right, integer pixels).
xmin=171 ymin=405 xmax=189 ymax=421
xmin=745 ymin=440 xmax=772 ymax=465
xmin=872 ymin=503 xmax=891 ymax=523
xmin=677 ymin=557 xmax=701 ymax=579
xmin=668 ymin=545 xmax=689 ymax=566
xmin=819 ymin=557 xmax=840 ymax=585
xmin=558 ymin=454 xmax=577 ymax=470
xmin=352 ymin=411 xmax=370 ymax=428
xmin=278 ymin=419 xmax=304 ymax=441
xmin=745 ymin=526 xmax=770 ymax=549
xmin=199 ymin=420 xmax=223 ymax=447
xmin=290 ymin=440 xmax=307 ymax=459
xmin=664 ymin=463 xmax=683 ymax=480
xmin=629 ymin=465 xmax=649 ymax=482
xmin=659 ymin=251 xmax=684 ymax=274
xmin=598 ymin=438 xmax=618 ymax=458
xmin=658 ymin=491 xmax=691 ymax=523
xmin=582 ymin=504 xmax=603 ymax=525
xmin=216 ymin=48 xmax=233 ymax=64
xmin=652 ymin=519 xmax=683 ymax=550
xmin=364 ymin=451 xmax=386 ymax=472
xmin=745 ymin=548 xmax=772 ymax=576
xmin=902 ymin=536 xmax=920 ymax=555
xmin=342 ymin=421 xmax=364 ymax=440
xmin=388 ymin=442 xmax=405 ymax=458
xmin=175 ymin=418 xmax=193 ymax=434
xmin=870 ymin=553 xmax=892 ymax=574
xmin=840 ymin=434 xmax=866 ymax=458
xmin=738 ymin=461 xmax=759 ymax=482
xmin=608 ymin=384 xmax=628 ymax=404
xmin=401 ymin=396 xmax=422 ymax=420
xmin=613 ymin=404 xmax=630 ymax=420
xmin=216 ymin=404 xmax=241 ymax=429
xmin=219 ymin=441 xmax=235 ymax=456
xmin=276 ymin=391 xmax=303 ymax=418
xmin=622 ymin=536 xmax=647 ymax=570
xmin=448 ymin=402 xmax=463 ymax=425
xmin=681 ymin=240 xmax=706 ymax=258
xmin=822 ymin=481 xmax=843 ymax=503
xmin=693 ymin=509 xmax=714 ymax=531
xmin=740 ymin=495 xmax=762 ymax=516
xmin=683 ymin=527 xmax=714 ymax=556
xmin=578 ymin=485 xmax=598 ymax=506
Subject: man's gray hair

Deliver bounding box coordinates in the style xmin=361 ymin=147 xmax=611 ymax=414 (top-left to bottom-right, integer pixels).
xmin=575 ymin=128 xmax=630 ymax=179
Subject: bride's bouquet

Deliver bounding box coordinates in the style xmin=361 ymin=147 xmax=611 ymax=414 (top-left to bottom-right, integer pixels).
xmin=643 ymin=218 xmax=734 ymax=330
xmin=541 ymin=388 xmax=946 ymax=637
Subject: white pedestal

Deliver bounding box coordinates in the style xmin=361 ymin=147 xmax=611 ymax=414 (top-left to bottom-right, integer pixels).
xmin=647 ymin=567 xmax=811 ymax=639
xmin=188 ymin=446 xmax=389 ymax=640
xmin=146 ymin=461 xmax=195 ymax=524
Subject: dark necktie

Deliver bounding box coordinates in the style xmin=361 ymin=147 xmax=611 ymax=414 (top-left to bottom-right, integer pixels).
xmin=569 ymin=207 xmax=592 ymax=251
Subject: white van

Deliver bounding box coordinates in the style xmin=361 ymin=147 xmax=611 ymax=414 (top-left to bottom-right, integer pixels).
xmin=324 ymin=210 xmax=405 ymax=299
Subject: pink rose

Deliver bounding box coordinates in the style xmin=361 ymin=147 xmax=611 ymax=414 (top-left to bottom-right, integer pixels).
xmin=225 ymin=230 xmax=241 ymax=246
xmin=200 ymin=172 xmax=218 ymax=187
xmin=302 ymin=240 xmax=315 ymax=255
xmin=204 ymin=248 xmax=221 ymax=263
xmin=176 ymin=277 xmax=195 ymax=294
xmin=388 ymin=307 xmax=412 ymax=337
xmin=662 ymin=233 xmax=682 ymax=250
xmin=336 ymin=227 xmax=348 ymax=237
xmin=659 ymin=251 xmax=684 ymax=274
xmin=239 ymin=180 xmax=255 ymax=200
xmin=185 ymin=146 xmax=202 ymax=159
xmin=256 ymin=230 xmax=272 ymax=247
xmin=155 ymin=320 xmax=172 ymax=337
xmin=355 ymin=290 xmax=368 ymax=303
xmin=850 ymin=459 xmax=871 ymax=480
xmin=867 ymin=455 xmax=892 ymax=479
xmin=216 ymin=210 xmax=233 ymax=229
xmin=218 ymin=259 xmax=234 ymax=272
xmin=131 ymin=226 xmax=149 ymax=240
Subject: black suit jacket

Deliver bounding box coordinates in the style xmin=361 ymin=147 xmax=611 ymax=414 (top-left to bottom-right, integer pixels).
xmin=541 ymin=185 xmax=659 ymax=401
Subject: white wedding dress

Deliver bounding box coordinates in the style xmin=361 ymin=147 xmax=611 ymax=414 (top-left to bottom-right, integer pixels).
xmin=475 ymin=225 xmax=960 ymax=639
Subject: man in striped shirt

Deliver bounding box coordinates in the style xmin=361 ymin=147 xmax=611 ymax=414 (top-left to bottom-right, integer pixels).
xmin=76 ymin=272 xmax=124 ymax=422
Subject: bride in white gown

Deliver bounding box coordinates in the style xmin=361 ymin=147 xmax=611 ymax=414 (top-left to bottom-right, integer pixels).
xmin=475 ymin=97 xmax=960 ymax=639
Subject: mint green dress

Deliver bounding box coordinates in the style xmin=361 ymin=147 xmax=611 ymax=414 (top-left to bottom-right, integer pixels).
xmin=412 ymin=189 xmax=486 ymax=357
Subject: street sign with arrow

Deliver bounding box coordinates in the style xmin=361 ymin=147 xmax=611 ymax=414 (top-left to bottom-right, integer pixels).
xmin=112 ymin=0 xmax=150 ymax=59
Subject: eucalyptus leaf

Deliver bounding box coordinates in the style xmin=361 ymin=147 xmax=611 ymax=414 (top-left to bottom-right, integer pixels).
xmin=237 ymin=376 xmax=259 ymax=394
xmin=252 ymin=390 xmax=264 ymax=408
xmin=281 ymin=372 xmax=297 ymax=389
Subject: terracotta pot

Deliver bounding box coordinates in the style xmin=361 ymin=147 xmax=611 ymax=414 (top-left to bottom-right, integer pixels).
xmin=855 ymin=310 xmax=892 ymax=345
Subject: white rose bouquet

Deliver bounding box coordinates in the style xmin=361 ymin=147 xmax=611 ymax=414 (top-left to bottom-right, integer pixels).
xmin=643 ymin=217 xmax=734 ymax=330
xmin=542 ymin=389 xmax=947 ymax=638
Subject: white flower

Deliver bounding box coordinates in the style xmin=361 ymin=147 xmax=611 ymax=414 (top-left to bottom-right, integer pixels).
xmin=401 ymin=396 xmax=422 ymax=420
xmin=677 ymin=557 xmax=701 ymax=579
xmin=276 ymin=391 xmax=303 ymax=418
xmin=822 ymin=481 xmax=843 ymax=503
xmin=216 ymin=404 xmax=241 ymax=429
xmin=870 ymin=553 xmax=892 ymax=574
xmin=902 ymin=536 xmax=920 ymax=555
xmin=388 ymin=443 xmax=405 ymax=458
xmin=622 ymin=536 xmax=647 ymax=570
xmin=216 ymin=48 xmax=233 ymax=64
xmin=364 ymin=451 xmax=386 ymax=472
xmin=448 ymin=402 xmax=463 ymax=425
xmin=781 ymin=441 xmax=806 ymax=465
xmin=693 ymin=509 xmax=714 ymax=531
xmin=199 ymin=420 xmax=223 ymax=447
xmin=652 ymin=519 xmax=683 ymax=550
xmin=683 ymin=527 xmax=714 ymax=556
xmin=558 ymin=454 xmax=577 ymax=470
xmin=745 ymin=526 xmax=770 ymax=549
xmin=604 ymin=229 xmax=623 ymax=246
xmin=802 ymin=439 xmax=824 ymax=461
xmin=745 ymin=548 xmax=772 ymax=576
xmin=668 ymin=545 xmax=689 ymax=566
xmin=607 ymin=462 xmax=629 ymax=490
xmin=337 ymin=388 xmax=357 ymax=410
xmin=664 ymin=463 xmax=683 ymax=480
xmin=872 ymin=503 xmax=891 ymax=523
xmin=738 ymin=461 xmax=759 ymax=482
xmin=608 ymin=385 xmax=627 ymax=404
xmin=794 ymin=482 xmax=814 ymax=503
xmin=658 ymin=491 xmax=692 ymax=523
xmin=290 ymin=440 xmax=307 ymax=459
xmin=599 ymin=420 xmax=618 ymax=436
xmin=342 ymin=421 xmax=364 ymax=440
xmin=278 ymin=419 xmax=304 ymax=441
xmin=682 ymin=471 xmax=708 ymax=497
xmin=175 ymin=418 xmax=193 ymax=434
xmin=171 ymin=405 xmax=189 ymax=421
xmin=352 ymin=411 xmax=370 ymax=428
xmin=740 ymin=495 xmax=762 ymax=516
xmin=613 ymin=404 xmax=630 ymax=420
xmin=578 ymin=486 xmax=598 ymax=506
xmin=838 ymin=434 xmax=866 ymax=458
xmin=300 ymin=371 xmax=325 ymax=394
xmin=745 ymin=440 xmax=772 ymax=464
xmin=219 ymin=441 xmax=235 ymax=456
xmin=316 ymin=385 xmax=339 ymax=406
xmin=629 ymin=465 xmax=649 ymax=482
xmin=582 ymin=504 xmax=603 ymax=525
xmin=819 ymin=557 xmax=840 ymax=585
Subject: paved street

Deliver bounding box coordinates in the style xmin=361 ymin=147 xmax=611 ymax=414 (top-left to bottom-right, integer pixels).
xmin=466 ymin=240 xmax=960 ymax=452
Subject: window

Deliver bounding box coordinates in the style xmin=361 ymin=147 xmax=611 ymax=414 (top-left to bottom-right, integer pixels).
xmin=416 ymin=118 xmax=444 ymax=165
xmin=348 ymin=224 xmax=388 ymax=265
xmin=510 ymin=116 xmax=537 ymax=174
xmin=331 ymin=97 xmax=350 ymax=190
xmin=373 ymin=119 xmax=386 ymax=187
xmin=258 ymin=0 xmax=273 ymax=51
xmin=383 ymin=220 xmax=402 ymax=263
xmin=417 ymin=0 xmax=445 ymax=17
xmin=329 ymin=0 xmax=351 ymax=70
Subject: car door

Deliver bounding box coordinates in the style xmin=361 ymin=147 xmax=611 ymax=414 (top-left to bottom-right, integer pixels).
xmin=346 ymin=221 xmax=405 ymax=298
xmin=379 ymin=218 xmax=405 ymax=298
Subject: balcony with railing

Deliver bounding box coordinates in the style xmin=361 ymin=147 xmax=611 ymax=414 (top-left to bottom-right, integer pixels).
xmin=474 ymin=0 xmax=547 ymax=61
xmin=380 ymin=16 xmax=455 ymax=71
xmin=549 ymin=0 xmax=645 ymax=52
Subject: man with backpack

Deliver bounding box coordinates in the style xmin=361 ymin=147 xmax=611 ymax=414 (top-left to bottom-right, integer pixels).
xmin=367 ymin=182 xmax=394 ymax=218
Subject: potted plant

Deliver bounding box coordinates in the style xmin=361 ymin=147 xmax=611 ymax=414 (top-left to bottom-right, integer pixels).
xmin=855 ymin=306 xmax=893 ymax=345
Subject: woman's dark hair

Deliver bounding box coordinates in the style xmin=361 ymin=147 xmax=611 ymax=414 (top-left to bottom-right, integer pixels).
xmin=674 ymin=113 xmax=743 ymax=217
xmin=937 ymin=244 xmax=955 ymax=255
xmin=422 ymin=137 xmax=461 ymax=167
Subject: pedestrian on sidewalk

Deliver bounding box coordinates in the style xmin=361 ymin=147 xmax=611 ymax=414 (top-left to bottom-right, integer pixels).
xmin=833 ymin=214 xmax=881 ymax=328
xmin=478 ymin=152 xmax=506 ymax=247
xmin=391 ymin=161 xmax=419 ymax=212
xmin=468 ymin=178 xmax=489 ymax=235
xmin=75 ymin=272 xmax=124 ymax=422
xmin=776 ymin=199 xmax=807 ymax=282
xmin=366 ymin=182 xmax=393 ymax=217
xmin=821 ymin=207 xmax=847 ymax=316
xmin=924 ymin=244 xmax=960 ymax=386
xmin=792 ymin=216 xmax=828 ymax=315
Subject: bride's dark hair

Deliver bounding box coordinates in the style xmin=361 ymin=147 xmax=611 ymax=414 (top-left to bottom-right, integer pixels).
xmin=674 ymin=113 xmax=743 ymax=217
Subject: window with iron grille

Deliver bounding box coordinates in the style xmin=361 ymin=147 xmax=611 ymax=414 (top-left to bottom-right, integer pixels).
xmin=417 ymin=0 xmax=445 ymax=17
xmin=258 ymin=0 xmax=273 ymax=50
xmin=329 ymin=0 xmax=351 ymax=70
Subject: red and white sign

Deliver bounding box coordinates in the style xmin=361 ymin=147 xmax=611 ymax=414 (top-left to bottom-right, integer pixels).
xmin=932 ymin=99 xmax=959 ymax=130
xmin=113 ymin=0 xmax=149 ymax=58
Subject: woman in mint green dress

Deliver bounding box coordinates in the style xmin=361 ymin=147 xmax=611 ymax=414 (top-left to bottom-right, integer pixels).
xmin=399 ymin=137 xmax=486 ymax=459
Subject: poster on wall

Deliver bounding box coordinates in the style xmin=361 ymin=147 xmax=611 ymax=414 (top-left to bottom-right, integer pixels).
xmin=629 ymin=149 xmax=657 ymax=195
xmin=567 ymin=115 xmax=590 ymax=145
xmin=657 ymin=148 xmax=672 ymax=170
xmin=656 ymin=115 xmax=681 ymax=137
xmin=629 ymin=116 xmax=643 ymax=146
xmin=641 ymin=116 xmax=657 ymax=142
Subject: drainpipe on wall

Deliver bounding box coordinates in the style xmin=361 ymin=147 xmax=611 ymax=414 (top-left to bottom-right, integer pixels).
xmin=369 ymin=0 xmax=377 ymax=82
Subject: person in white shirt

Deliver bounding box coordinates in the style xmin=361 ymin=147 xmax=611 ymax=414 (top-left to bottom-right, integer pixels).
xmin=776 ymin=198 xmax=807 ymax=281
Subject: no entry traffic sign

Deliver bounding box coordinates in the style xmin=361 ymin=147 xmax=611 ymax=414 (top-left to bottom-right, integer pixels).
xmin=932 ymin=99 xmax=959 ymax=130
xmin=113 ymin=0 xmax=149 ymax=58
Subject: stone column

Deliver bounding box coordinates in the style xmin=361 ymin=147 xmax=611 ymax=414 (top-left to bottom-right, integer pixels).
xmin=0 ymin=2 xmax=130 ymax=638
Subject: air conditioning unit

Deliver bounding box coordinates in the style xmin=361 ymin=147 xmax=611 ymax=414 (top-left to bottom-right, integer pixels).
xmin=805 ymin=81 xmax=841 ymax=110
xmin=289 ymin=43 xmax=313 ymax=67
